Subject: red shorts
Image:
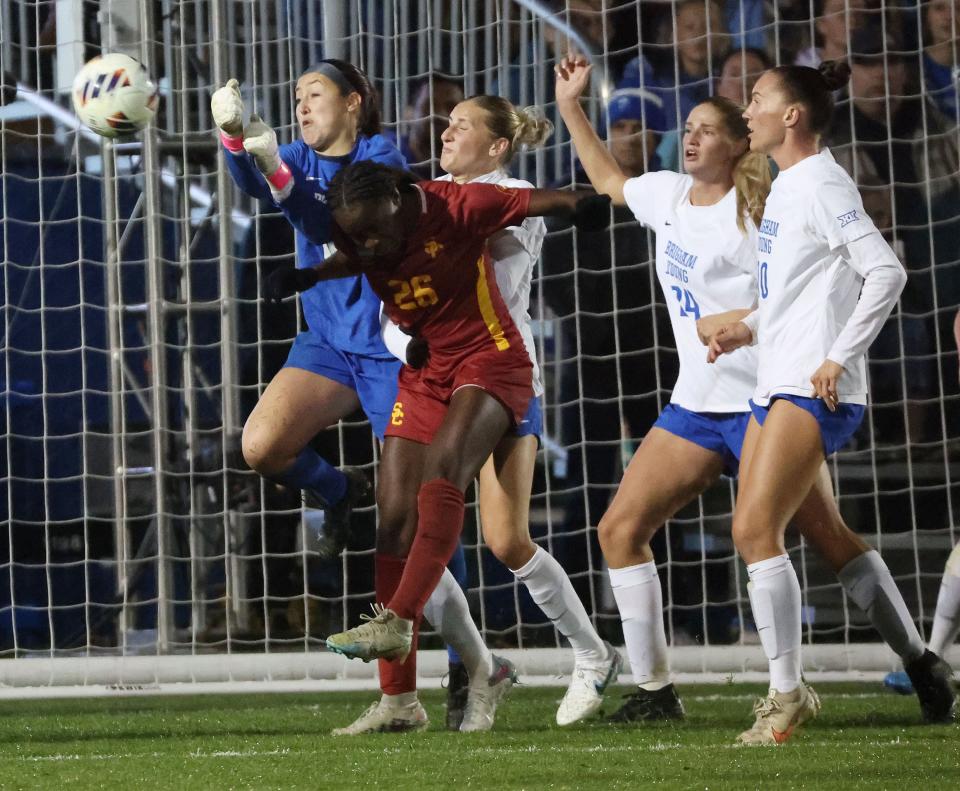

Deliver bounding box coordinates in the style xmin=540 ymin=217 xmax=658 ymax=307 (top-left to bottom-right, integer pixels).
xmin=385 ymin=348 xmax=533 ymax=445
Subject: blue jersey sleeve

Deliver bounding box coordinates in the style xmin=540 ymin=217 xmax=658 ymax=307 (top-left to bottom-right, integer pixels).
xmin=222 ymin=149 xmax=272 ymax=202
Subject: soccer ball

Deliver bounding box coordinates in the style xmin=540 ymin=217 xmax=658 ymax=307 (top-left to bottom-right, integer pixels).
xmin=71 ymin=53 xmax=159 ymax=138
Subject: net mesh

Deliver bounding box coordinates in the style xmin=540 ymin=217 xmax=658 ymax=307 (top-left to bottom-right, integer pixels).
xmin=0 ymin=0 xmax=957 ymax=688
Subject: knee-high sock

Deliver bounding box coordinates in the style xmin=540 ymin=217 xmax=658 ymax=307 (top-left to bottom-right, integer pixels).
xmin=376 ymin=553 xmax=420 ymax=695
xmin=271 ymin=446 xmax=347 ymax=506
xmin=608 ymin=562 xmax=670 ymax=689
xmin=422 ymin=567 xmax=493 ymax=681
xmin=838 ymin=550 xmax=924 ymax=662
xmin=512 ymin=546 xmax=606 ymax=663
xmin=747 ymin=554 xmax=802 ymax=694
xmin=444 ymin=542 xmax=468 ymax=665
xmin=389 ymin=479 xmax=465 ymax=620
xmin=929 ymin=544 xmax=960 ymax=658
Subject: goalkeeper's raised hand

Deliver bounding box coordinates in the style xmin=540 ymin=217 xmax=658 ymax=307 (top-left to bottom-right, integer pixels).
xmin=211 ymin=78 xmax=245 ymax=137
xmin=243 ymin=114 xmax=282 ymax=177
xmin=263 ymin=267 xmax=321 ymax=304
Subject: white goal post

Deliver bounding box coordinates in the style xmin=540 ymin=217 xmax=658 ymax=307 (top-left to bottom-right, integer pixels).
xmin=0 ymin=0 xmax=957 ymax=696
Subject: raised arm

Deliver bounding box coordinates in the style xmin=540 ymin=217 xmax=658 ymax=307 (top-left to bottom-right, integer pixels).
xmin=554 ymin=56 xmax=628 ymax=205
xmin=526 ymin=188 xmax=611 ymax=231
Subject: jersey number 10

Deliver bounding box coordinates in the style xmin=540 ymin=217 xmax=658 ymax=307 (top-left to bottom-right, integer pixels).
xmin=670 ymin=286 xmax=701 ymax=320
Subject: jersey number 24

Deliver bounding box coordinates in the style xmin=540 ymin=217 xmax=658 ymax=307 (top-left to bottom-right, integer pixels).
xmin=670 ymin=286 xmax=700 ymax=320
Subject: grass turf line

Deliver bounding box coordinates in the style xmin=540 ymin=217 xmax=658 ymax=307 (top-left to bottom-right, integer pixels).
xmin=0 ymin=683 xmax=956 ymax=789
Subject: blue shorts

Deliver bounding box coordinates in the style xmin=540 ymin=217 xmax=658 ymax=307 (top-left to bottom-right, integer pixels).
xmin=653 ymin=403 xmax=751 ymax=476
xmin=283 ymin=331 xmax=401 ymax=440
xmin=749 ymin=395 xmax=865 ymax=457
xmin=514 ymin=395 xmax=543 ymax=440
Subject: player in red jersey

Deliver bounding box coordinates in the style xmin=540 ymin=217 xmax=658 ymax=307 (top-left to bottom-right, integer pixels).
xmin=273 ymin=161 xmax=608 ymax=729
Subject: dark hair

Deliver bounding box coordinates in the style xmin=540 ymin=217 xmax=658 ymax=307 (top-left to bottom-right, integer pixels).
xmin=319 ymin=58 xmax=382 ymax=137
xmin=721 ymin=46 xmax=773 ymax=72
xmin=767 ymin=59 xmax=851 ymax=135
xmin=327 ymin=161 xmax=419 ymax=212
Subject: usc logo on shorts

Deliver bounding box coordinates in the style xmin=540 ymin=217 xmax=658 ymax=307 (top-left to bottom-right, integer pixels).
xmin=391 ymin=401 xmax=404 ymax=426
xmin=424 ymin=239 xmax=443 ymax=258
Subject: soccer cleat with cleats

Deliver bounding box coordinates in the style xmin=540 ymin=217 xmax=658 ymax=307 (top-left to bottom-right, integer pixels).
xmin=883 ymin=670 xmax=914 ymax=695
xmin=307 ymin=467 xmax=372 ymax=560
xmin=904 ymin=649 xmax=957 ymax=723
xmin=605 ymin=683 xmax=686 ymax=723
xmin=460 ymin=655 xmax=518 ymax=732
xmin=331 ymin=698 xmax=428 ymax=736
xmin=445 ymin=660 xmax=470 ymax=731
xmin=325 ymin=604 xmax=413 ymax=662
xmin=556 ymin=641 xmax=623 ymax=726
xmin=736 ymin=683 xmax=821 ymax=746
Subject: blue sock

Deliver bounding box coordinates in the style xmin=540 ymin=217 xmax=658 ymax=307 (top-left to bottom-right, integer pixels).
xmin=273 ymin=447 xmax=347 ymax=506
xmin=446 ymin=542 xmax=468 ymax=665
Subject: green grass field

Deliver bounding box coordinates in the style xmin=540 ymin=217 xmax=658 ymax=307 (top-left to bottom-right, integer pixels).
xmin=1 ymin=683 xmax=956 ymax=789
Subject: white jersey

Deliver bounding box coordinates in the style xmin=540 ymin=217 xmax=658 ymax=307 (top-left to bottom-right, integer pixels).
xmin=439 ymin=170 xmax=546 ymax=396
xmin=752 ymin=149 xmax=889 ymax=406
xmin=623 ymin=171 xmax=758 ymax=413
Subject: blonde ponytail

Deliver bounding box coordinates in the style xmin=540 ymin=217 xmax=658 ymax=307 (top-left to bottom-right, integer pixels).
xmin=467 ymin=95 xmax=553 ymax=166
xmin=733 ymin=150 xmax=771 ymax=234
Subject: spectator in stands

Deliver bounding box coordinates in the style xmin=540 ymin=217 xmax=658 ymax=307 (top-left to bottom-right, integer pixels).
xmin=922 ymin=0 xmax=960 ymax=119
xmin=829 ymin=22 xmax=960 ymax=439
xmin=400 ymin=75 xmax=464 ymax=179
xmin=618 ymin=1 xmax=729 ymax=137
xmin=723 ymin=0 xmax=769 ymax=50
xmin=604 ymin=87 xmax=665 ymax=176
xmin=716 ymin=46 xmax=772 ymax=104
xmin=795 ymin=0 xmax=867 ymax=68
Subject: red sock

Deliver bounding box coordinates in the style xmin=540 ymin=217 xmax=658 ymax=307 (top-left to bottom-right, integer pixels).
xmin=388 ymin=479 xmax=465 ymax=620
xmin=375 ymin=553 xmax=419 ymax=695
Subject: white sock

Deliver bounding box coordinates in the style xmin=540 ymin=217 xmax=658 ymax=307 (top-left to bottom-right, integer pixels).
xmin=422 ymin=568 xmax=493 ymax=682
xmin=838 ymin=550 xmax=924 ymax=662
xmin=381 ymin=691 xmax=417 ymax=708
xmin=512 ymin=546 xmax=606 ymax=663
xmin=929 ymin=544 xmax=960 ymax=658
xmin=747 ymin=554 xmax=802 ymax=694
xmin=608 ymin=562 xmax=670 ymax=690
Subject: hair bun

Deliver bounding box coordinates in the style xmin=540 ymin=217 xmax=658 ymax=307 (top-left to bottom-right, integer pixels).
xmin=818 ymin=59 xmax=851 ymax=91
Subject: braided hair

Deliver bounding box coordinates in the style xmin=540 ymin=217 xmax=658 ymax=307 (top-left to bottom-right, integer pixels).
xmin=327 ymin=161 xmax=420 ymax=212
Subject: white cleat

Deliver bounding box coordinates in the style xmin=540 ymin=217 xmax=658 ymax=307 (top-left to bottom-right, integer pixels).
xmin=331 ymin=698 xmax=429 ymax=736
xmin=556 ymin=641 xmax=623 ymax=726
xmin=325 ymin=604 xmax=413 ymax=662
xmin=736 ymin=683 xmax=821 ymax=746
xmin=460 ymin=655 xmax=518 ymax=733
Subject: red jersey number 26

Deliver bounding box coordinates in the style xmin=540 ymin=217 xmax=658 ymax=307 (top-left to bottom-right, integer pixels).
xmin=389 ymin=275 xmax=439 ymax=310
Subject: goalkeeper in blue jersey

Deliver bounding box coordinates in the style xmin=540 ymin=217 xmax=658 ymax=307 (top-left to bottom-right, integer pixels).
xmin=210 ymin=60 xmax=405 ymax=554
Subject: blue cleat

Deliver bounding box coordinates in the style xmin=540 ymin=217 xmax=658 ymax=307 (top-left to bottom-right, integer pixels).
xmin=883 ymin=670 xmax=914 ymax=695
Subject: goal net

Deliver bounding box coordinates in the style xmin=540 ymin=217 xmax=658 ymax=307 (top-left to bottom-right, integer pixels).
xmin=0 ymin=0 xmax=957 ymax=693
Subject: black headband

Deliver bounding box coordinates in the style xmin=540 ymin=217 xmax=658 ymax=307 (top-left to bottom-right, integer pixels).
xmin=302 ymin=62 xmax=356 ymax=97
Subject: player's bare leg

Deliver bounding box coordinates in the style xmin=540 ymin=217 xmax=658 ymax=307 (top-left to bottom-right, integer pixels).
xmin=733 ymin=406 xmax=823 ymax=745
xmin=242 ymin=367 xmax=370 ymax=557
xmin=598 ymin=427 xmax=724 ymax=723
xmin=477 ymin=434 xmax=618 ymax=725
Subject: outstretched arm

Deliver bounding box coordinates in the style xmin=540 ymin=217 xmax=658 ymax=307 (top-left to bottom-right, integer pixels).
xmin=262 ymin=250 xmax=358 ymax=302
xmin=526 ymin=189 xmax=611 ymax=232
xmin=555 ymin=56 xmax=628 ymax=205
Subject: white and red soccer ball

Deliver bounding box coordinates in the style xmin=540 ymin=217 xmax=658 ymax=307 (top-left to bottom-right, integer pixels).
xmin=72 ymin=53 xmax=159 ymax=138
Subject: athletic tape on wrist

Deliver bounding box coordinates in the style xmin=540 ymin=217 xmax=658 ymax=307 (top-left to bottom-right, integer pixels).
xmin=219 ymin=130 xmax=244 ymax=153
xmin=267 ymin=161 xmax=292 ymax=190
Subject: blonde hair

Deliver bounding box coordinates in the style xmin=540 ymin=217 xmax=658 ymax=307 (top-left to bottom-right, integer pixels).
xmin=699 ymin=96 xmax=771 ymax=234
xmin=466 ymin=95 xmax=553 ymax=166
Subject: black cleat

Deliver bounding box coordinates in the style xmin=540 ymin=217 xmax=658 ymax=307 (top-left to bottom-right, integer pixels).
xmin=445 ymin=660 xmax=470 ymax=731
xmin=605 ymin=683 xmax=686 ymax=723
xmin=307 ymin=467 xmax=371 ymax=560
xmin=904 ymin=649 xmax=956 ymax=724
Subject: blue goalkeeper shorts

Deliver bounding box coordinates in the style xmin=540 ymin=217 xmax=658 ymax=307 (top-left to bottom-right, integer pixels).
xmin=283 ymin=330 xmax=401 ymax=440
